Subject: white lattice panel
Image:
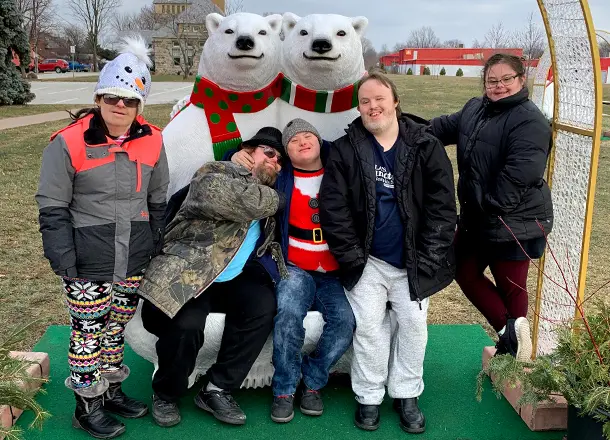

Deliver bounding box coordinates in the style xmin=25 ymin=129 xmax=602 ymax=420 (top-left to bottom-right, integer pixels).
xmin=531 ymin=48 xmax=552 ymax=111
xmin=536 ymin=0 xmax=599 ymax=355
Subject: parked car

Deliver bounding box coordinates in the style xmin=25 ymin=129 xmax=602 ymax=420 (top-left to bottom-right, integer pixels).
xmin=11 ymin=52 xmax=34 ymax=72
xmin=38 ymin=59 xmax=69 ymax=73
xmin=68 ymin=61 xmax=91 ymax=72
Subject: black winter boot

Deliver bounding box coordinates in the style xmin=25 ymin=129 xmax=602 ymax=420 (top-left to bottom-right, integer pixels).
xmin=398 ymin=397 xmax=426 ymax=434
xmin=104 ymin=383 xmax=148 ymax=418
xmin=73 ymin=393 xmax=126 ymax=439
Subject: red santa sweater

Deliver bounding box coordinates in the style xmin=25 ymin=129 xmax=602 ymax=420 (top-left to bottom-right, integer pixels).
xmin=288 ymin=168 xmax=339 ymax=273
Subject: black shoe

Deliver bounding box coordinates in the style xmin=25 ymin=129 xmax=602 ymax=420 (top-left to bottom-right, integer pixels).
xmin=300 ymin=388 xmax=324 ymax=416
xmin=72 ymin=393 xmax=126 ymax=439
xmin=354 ymin=403 xmax=380 ymax=431
xmin=398 ymin=397 xmax=426 ymax=434
xmin=194 ymin=389 xmax=246 ymax=425
xmin=498 ymin=318 xmax=532 ymax=362
xmin=271 ymin=395 xmax=294 ymax=423
xmin=152 ymin=394 xmax=181 ymax=427
xmin=103 ymin=383 xmax=148 ymax=419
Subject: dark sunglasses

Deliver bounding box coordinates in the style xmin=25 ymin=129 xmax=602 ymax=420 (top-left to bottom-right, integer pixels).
xmin=258 ymin=145 xmax=282 ymax=164
xmin=102 ymin=94 xmax=140 ymax=108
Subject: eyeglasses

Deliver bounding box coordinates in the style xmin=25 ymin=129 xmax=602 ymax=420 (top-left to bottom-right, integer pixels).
xmin=258 ymin=145 xmax=282 ymax=164
xmin=102 ymin=94 xmax=140 ymax=108
xmin=485 ymin=74 xmax=520 ymax=89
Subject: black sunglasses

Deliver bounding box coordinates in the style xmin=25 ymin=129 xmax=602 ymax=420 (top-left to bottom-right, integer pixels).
xmin=102 ymin=94 xmax=140 ymax=108
xmin=257 ymin=145 xmax=282 ymax=164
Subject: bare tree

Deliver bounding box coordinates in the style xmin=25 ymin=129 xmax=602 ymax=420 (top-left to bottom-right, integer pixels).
xmin=377 ymin=43 xmax=390 ymax=57
xmin=138 ymin=5 xmax=165 ymax=30
xmin=165 ymin=2 xmax=215 ymax=78
xmin=512 ymin=12 xmax=545 ymax=59
xmin=111 ymin=11 xmax=141 ymax=33
xmin=68 ymin=0 xmax=121 ymax=71
xmin=223 ymin=0 xmax=243 ymax=15
xmin=361 ymin=37 xmax=378 ymax=69
xmin=442 ymin=39 xmax=463 ymax=48
xmin=16 ymin=0 xmax=56 ymax=73
xmin=599 ymin=39 xmax=610 ymax=58
xmin=392 ymin=42 xmax=405 ymax=52
xmin=511 ymin=12 xmax=545 ymax=78
xmin=64 ymin=24 xmax=87 ymax=59
xmin=484 ymin=21 xmax=509 ymax=49
xmin=405 ymin=26 xmax=440 ymax=48
xmin=472 ymin=38 xmax=483 ymax=48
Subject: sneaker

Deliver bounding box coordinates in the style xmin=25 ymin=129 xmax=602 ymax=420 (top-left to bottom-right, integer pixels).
xmin=514 ymin=317 xmax=533 ymax=362
xmin=194 ymin=389 xmax=246 ymax=425
xmin=300 ymin=388 xmax=323 ymax=416
xmin=498 ymin=318 xmax=532 ymax=362
xmin=271 ymin=395 xmax=294 ymax=423
xmin=152 ymin=394 xmax=181 ymax=427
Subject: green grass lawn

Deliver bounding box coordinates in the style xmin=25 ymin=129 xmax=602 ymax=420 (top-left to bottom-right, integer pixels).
xmin=0 ymin=76 xmax=608 ymax=350
xmin=36 ymin=74 xmax=196 ymax=83
xmin=0 ymin=105 xmax=90 ymax=120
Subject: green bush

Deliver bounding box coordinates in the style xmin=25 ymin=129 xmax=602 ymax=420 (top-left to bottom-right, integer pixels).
xmin=440 ymin=67 xmax=446 ymax=76
xmin=456 ymin=68 xmax=464 ymax=77
xmin=406 ymin=68 xmax=413 ymax=75
xmin=423 ymin=67 xmax=431 ymax=76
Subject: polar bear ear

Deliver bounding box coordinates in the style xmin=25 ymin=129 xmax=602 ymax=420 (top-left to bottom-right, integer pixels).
xmin=282 ymin=12 xmax=301 ymax=35
xmin=350 ymin=16 xmax=369 ymax=36
xmin=206 ymin=13 xmax=224 ymax=34
xmin=265 ymin=14 xmax=283 ymax=34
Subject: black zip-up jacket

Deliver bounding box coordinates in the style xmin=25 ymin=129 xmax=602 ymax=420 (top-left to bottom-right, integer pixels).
xmin=319 ymin=114 xmax=457 ymax=299
xmin=429 ymin=87 xmax=553 ymax=243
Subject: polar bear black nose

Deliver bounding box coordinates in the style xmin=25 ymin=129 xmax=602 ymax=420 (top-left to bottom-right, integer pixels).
xmin=312 ymin=39 xmax=333 ymax=54
xmin=236 ymin=36 xmax=255 ymax=51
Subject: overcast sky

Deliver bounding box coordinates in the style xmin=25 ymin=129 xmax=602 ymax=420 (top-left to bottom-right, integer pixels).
xmin=58 ymin=0 xmax=610 ymax=51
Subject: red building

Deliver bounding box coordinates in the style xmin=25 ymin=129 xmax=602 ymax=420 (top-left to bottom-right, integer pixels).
xmin=380 ymin=47 xmax=526 ymax=77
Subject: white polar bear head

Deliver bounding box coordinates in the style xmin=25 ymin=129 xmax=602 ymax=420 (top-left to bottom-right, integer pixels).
xmin=198 ymin=12 xmax=283 ymax=91
xmin=282 ymin=13 xmax=368 ymax=91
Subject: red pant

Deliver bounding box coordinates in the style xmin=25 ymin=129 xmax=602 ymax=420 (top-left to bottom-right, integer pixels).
xmin=455 ymin=243 xmax=530 ymax=332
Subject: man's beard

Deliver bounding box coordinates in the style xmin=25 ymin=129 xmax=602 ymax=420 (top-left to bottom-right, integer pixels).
xmin=362 ymin=110 xmax=395 ymax=134
xmin=253 ymin=162 xmax=278 ymax=187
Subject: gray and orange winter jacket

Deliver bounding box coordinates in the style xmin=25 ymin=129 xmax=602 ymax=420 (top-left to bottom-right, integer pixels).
xmin=36 ymin=111 xmax=169 ymax=282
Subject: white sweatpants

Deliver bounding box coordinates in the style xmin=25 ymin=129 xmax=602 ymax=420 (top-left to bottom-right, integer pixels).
xmin=346 ymin=256 xmax=429 ymax=405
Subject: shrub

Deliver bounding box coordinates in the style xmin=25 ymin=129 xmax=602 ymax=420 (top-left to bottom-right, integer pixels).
xmin=440 ymin=67 xmax=446 ymax=76
xmin=406 ymin=68 xmax=413 ymax=75
xmin=456 ymin=68 xmax=464 ymax=77
xmin=423 ymin=67 xmax=431 ymax=76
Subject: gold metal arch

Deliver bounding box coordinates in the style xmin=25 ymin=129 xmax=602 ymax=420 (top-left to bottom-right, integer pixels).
xmin=531 ymin=0 xmax=603 ymax=355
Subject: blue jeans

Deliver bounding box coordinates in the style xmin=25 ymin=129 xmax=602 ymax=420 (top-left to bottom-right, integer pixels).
xmin=272 ymin=265 xmax=356 ymax=396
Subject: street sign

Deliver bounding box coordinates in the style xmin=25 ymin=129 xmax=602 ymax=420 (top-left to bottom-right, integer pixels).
xmin=70 ymin=46 xmax=75 ymax=54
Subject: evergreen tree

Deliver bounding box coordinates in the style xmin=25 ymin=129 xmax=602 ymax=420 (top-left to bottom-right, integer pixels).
xmin=440 ymin=67 xmax=446 ymax=76
xmin=423 ymin=67 xmax=431 ymax=75
xmin=456 ymin=68 xmax=464 ymax=77
xmin=406 ymin=68 xmax=413 ymax=75
xmin=0 ymin=0 xmax=35 ymax=105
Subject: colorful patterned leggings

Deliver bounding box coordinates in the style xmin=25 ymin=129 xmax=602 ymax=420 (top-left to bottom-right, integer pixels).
xmin=63 ymin=275 xmax=141 ymax=389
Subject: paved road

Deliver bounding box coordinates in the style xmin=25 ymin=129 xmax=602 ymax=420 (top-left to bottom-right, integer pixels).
xmin=36 ymin=71 xmax=100 ymax=80
xmin=30 ymin=81 xmax=193 ymax=105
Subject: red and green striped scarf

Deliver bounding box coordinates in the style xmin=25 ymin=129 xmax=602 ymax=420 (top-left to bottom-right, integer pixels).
xmin=174 ymin=73 xmax=361 ymax=161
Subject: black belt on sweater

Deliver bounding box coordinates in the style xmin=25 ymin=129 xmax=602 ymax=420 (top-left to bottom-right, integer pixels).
xmin=289 ymin=225 xmax=324 ymax=244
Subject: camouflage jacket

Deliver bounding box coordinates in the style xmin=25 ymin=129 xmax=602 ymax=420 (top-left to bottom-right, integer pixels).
xmin=138 ymin=161 xmax=286 ymax=318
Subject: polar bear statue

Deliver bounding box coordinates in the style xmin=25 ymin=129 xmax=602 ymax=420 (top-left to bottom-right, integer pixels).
xmin=277 ymin=13 xmax=368 ymax=141
xmin=126 ymin=10 xmax=370 ymax=387
xmin=161 ymin=12 xmax=284 ymax=196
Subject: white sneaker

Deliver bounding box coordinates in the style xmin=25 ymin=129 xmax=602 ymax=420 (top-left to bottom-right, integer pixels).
xmin=514 ymin=317 xmax=533 ymax=362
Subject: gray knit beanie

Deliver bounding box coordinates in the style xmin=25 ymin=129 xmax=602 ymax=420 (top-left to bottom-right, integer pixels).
xmin=282 ymin=118 xmax=322 ymax=148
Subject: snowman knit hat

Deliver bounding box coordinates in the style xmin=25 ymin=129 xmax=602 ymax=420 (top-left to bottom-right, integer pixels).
xmin=94 ymin=35 xmax=153 ymax=114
